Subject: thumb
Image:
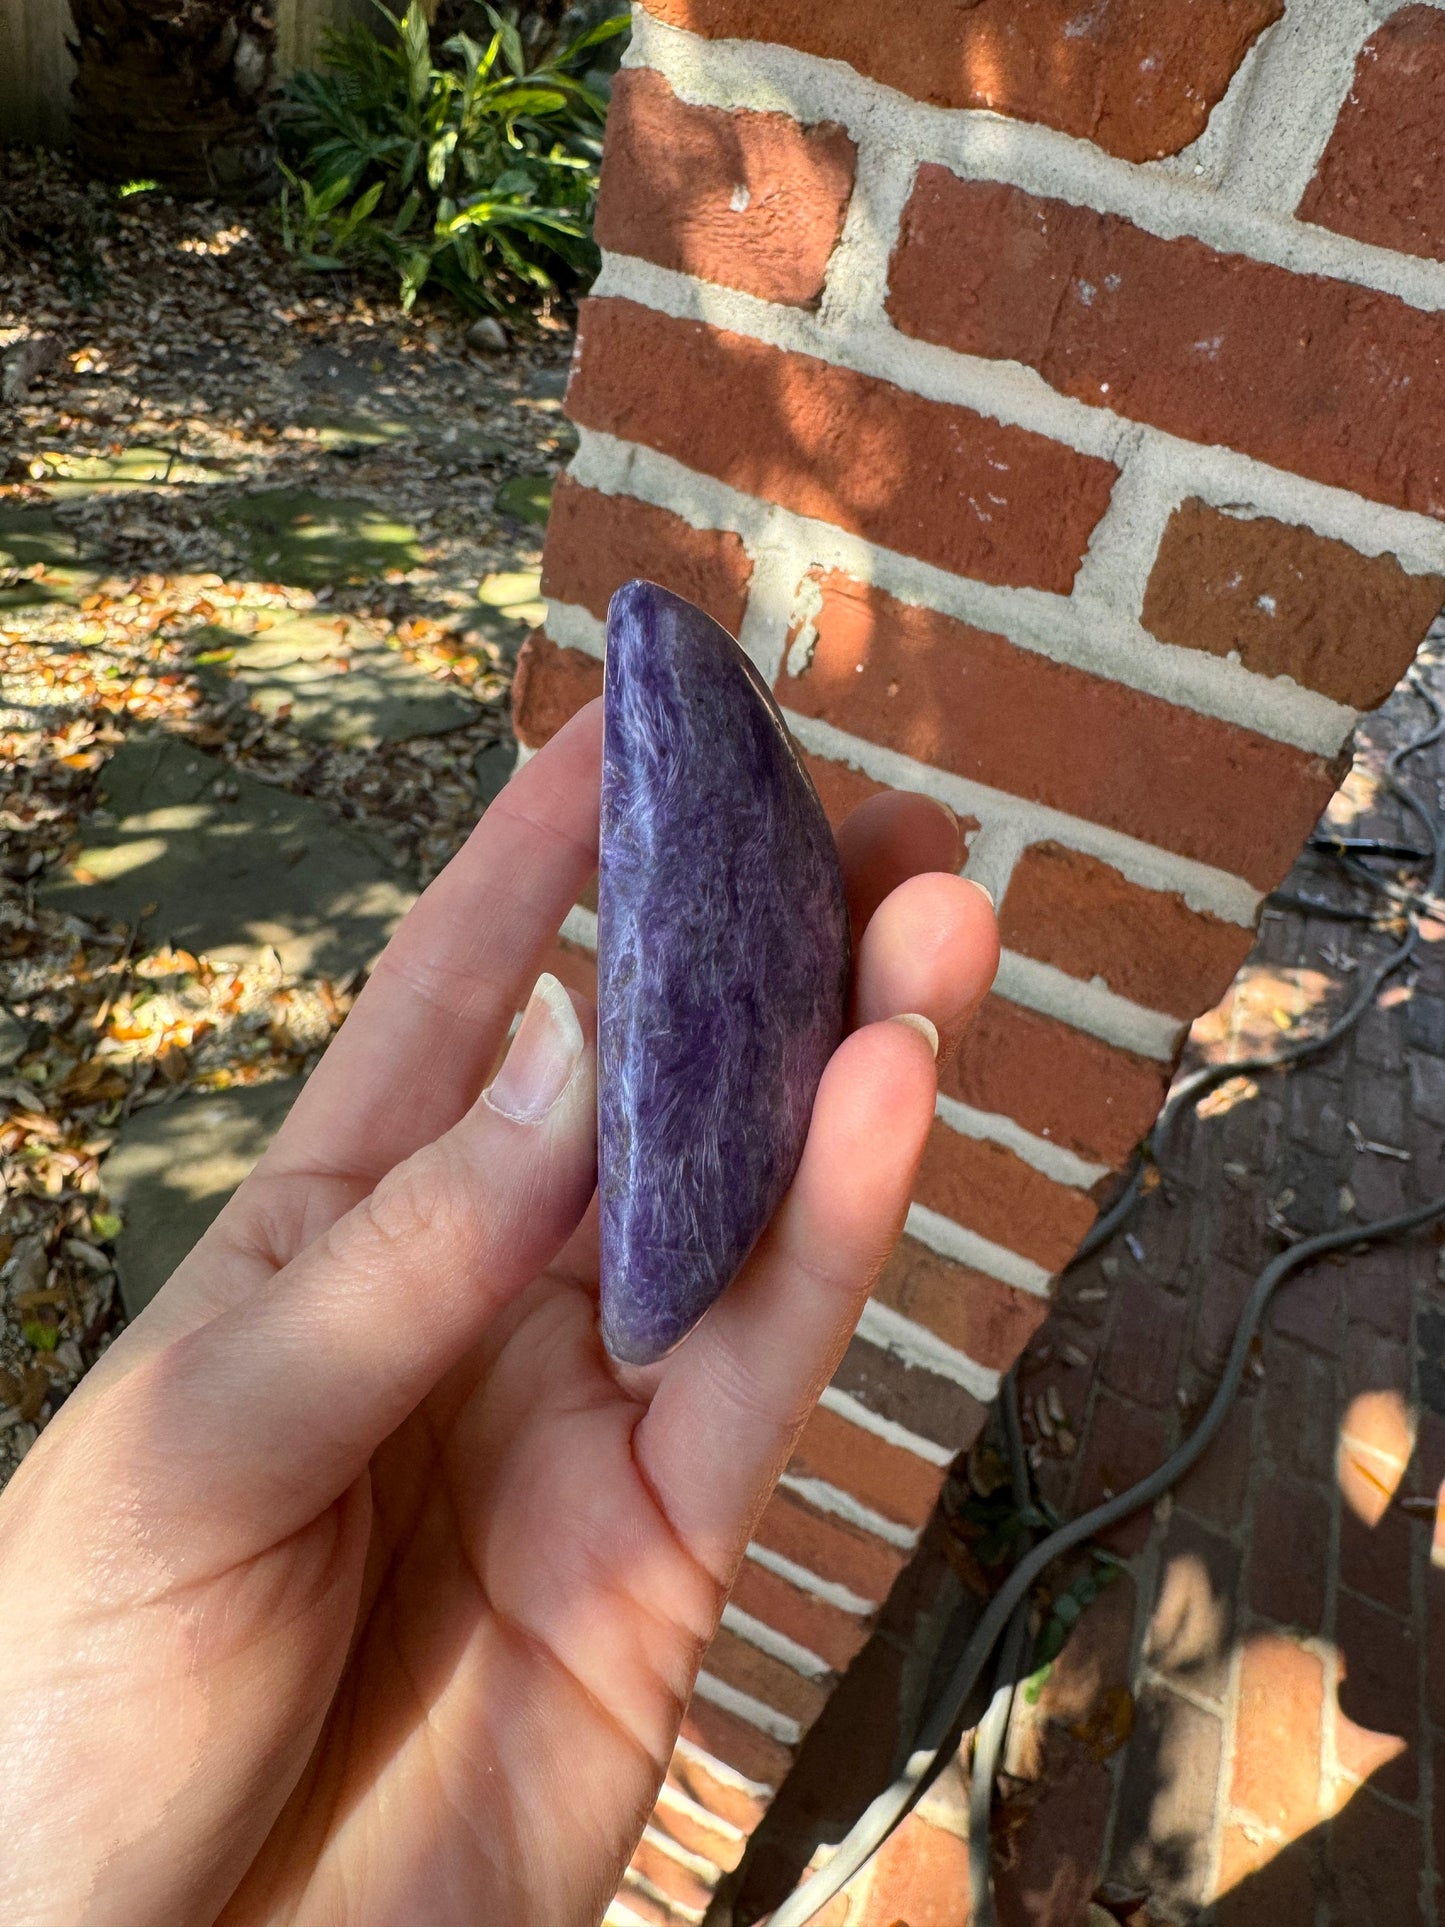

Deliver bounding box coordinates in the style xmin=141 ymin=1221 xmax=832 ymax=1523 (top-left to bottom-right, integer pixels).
xmin=120 ymin=974 xmax=598 ymax=1554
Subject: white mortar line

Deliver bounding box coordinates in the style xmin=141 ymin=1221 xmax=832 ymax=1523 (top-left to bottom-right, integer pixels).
xmin=817 ymin=1382 xmax=956 ymax=1468
xmin=640 ymin=1823 xmax=723 ymax=1885
xmin=905 ymin=1202 xmax=1055 ymax=1297
xmin=655 ymin=1781 xmax=748 ymax=1845
xmin=721 ymin=1602 xmax=834 ymax=1680
xmin=691 ymin=1670 xmax=803 ymax=1746
xmin=935 ymin=1091 xmax=1108 ymax=1189
xmin=673 ymin=1729 xmax=778 ymax=1798
xmin=548 ymin=555 xmax=1264 ymax=928
xmin=625 ymin=10 xmax=1445 ymax=317
xmin=994 ymin=950 xmax=1182 ymax=1061
xmin=586 ymin=255 xmax=1445 ymax=581
xmin=604 ymin=1899 xmax=657 ymax=1927
xmin=856 ymin=1297 xmax=1001 ymax=1405
xmin=567 ymin=421 xmax=1356 ymax=758
xmin=621 ymin=1870 xmax=706 ymax=1925
xmin=743 ymin=1540 xmax=877 ymax=1616
xmin=776 ymin=1473 xmax=922 ymax=1550
xmin=1215 ymin=1 xmax=1372 ymax=216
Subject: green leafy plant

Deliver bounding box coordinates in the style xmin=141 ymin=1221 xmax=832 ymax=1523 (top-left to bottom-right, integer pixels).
xmin=277 ymin=0 xmax=626 ymax=314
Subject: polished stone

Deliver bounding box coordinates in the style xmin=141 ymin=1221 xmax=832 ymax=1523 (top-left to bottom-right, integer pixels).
xmin=598 ymin=580 xmax=850 ymax=1365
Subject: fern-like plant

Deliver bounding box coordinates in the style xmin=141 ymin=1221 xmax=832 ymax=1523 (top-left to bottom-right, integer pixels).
xmin=278 ymin=0 xmax=627 ymax=314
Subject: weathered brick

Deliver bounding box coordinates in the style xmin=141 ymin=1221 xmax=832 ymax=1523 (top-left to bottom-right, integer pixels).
xmin=628 ymin=1832 xmax=717 ymax=1915
xmin=1100 ymin=1274 xmax=1188 ymax=1408
xmin=853 ymin=1810 xmax=970 ymax=1927
xmin=832 ymin=1334 xmax=988 ymax=1454
xmin=873 ymin=1235 xmax=1049 ymax=1373
xmin=639 ymin=0 xmax=1281 ymax=163
xmin=914 ymin=1119 xmax=1097 ymax=1274
xmin=1327 ymin=1787 xmax=1426 ymax=1926
xmin=511 ymin=629 xmax=602 ymax=748
xmin=1072 ymin=1391 xmax=1170 ymax=1557
xmin=703 ymin=1624 xmax=831 ymax=1731
xmin=1247 ymin=1477 xmax=1330 ymax=1633
xmin=541 ymin=475 xmax=753 ymax=633
xmin=992 ymin=1726 xmax=1113 ymax=1927
xmin=680 ymin=1693 xmax=794 ymax=1790
xmin=667 ymin=1746 xmax=769 ymax=1835
xmin=595 ymin=68 xmax=855 ymax=307
xmin=653 ymin=1788 xmax=745 ymax=1874
xmin=999 ymin=838 xmax=1255 ymax=1022
xmin=1230 ymin=1634 xmax=1324 ymax=1835
xmin=567 ymin=299 xmax=1117 ymax=592
xmin=1109 ymin=1683 xmax=1223 ymax=1910
xmin=1339 ymin=1496 xmax=1418 ymax=1621
xmin=941 ymin=995 xmax=1171 ymax=1171
xmin=1037 ymin=1565 xmax=1138 ymax=1726
xmin=777 ymin=571 xmax=1340 ymax=889
xmin=1142 ymin=499 xmax=1444 ymax=711
xmin=1216 ymin=1834 xmax=1319 ymax=1927
xmin=1175 ymin=1387 xmax=1255 ymax=1525
xmin=752 ymin=1486 xmax=908 ymax=1607
xmin=1334 ymin=1589 xmax=1417 ymax=1801
xmin=886 ymin=169 xmax=1445 ymax=522
xmin=789 ymin=1403 xmax=946 ymax=1530
xmin=1146 ymin=1515 xmax=1239 ymax=1705
xmin=730 ymin=1556 xmax=871 ymax=1676
xmin=1300 ymin=7 xmax=1445 ymax=265
xmin=1261 ymin=1337 xmax=1338 ymax=1484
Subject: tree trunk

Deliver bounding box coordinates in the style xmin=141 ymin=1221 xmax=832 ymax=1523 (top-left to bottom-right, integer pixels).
xmin=68 ymin=0 xmax=276 ymax=197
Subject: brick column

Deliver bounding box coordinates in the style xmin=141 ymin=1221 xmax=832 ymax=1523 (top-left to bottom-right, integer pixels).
xmin=513 ymin=5 xmax=1445 ymax=1916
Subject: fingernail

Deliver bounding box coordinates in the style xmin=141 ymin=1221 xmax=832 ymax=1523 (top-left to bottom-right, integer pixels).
xmin=964 ymin=876 xmax=995 ymax=912
xmin=484 ymin=973 xmax=584 ymax=1121
xmin=892 ymin=1011 xmax=939 ymax=1059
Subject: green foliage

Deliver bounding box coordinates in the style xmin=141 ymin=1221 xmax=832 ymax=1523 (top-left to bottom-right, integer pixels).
xmin=1021 ymin=1554 xmax=1122 ymax=1705
xmin=278 ymin=0 xmax=628 ymax=314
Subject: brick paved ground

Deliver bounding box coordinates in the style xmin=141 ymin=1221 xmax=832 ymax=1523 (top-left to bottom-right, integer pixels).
xmin=711 ymin=650 xmax=1445 ymax=1926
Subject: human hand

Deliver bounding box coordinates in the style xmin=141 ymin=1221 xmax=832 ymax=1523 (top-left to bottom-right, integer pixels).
xmin=0 ymin=699 xmax=998 ymax=1927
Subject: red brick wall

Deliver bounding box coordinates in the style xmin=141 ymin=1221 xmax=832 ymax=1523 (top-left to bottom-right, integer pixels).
xmin=518 ymin=7 xmax=1445 ymax=1918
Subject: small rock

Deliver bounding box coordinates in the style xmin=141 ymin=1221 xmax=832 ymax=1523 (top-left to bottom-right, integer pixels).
xmin=5 ymin=1234 xmax=48 ymax=1301
xmin=0 ymin=1007 xmax=27 ymax=1068
xmin=474 ymin=738 xmax=515 ymax=810
xmin=1 ymin=333 xmax=59 ymax=401
xmin=466 ymin=316 xmax=509 ymax=355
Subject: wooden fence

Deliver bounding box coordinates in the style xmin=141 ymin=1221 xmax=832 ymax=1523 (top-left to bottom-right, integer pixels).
xmin=0 ymin=0 xmax=392 ymax=146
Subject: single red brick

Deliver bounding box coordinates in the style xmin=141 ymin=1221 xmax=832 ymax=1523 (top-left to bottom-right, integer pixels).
xmin=667 ymin=1746 xmax=768 ymax=1834
xmin=833 ymin=1335 xmax=989 ymax=1454
xmin=752 ymin=1486 xmax=908 ymax=1608
xmin=1300 ymin=7 xmax=1445 ymax=265
xmin=789 ymin=1403 xmax=946 ymax=1530
xmin=1327 ymin=1787 xmax=1426 ymax=1926
xmin=680 ymin=1693 xmax=794 ymax=1790
xmin=1099 ymin=1273 xmax=1189 ymax=1408
xmin=777 ymin=571 xmax=1341 ymax=890
xmin=653 ymin=1787 xmax=745 ymax=1874
xmin=595 ymin=69 xmax=855 ymax=307
xmin=639 ymin=0 xmax=1281 ymax=163
xmin=567 ymin=299 xmax=1117 ymax=592
xmin=1141 ymin=499 xmax=1444 ymax=712
xmin=991 ymin=1725 xmax=1113 ymax=1926
xmin=1230 ymin=1634 xmax=1325 ymax=1835
xmin=1247 ymin=1478 xmax=1330 ymax=1633
xmin=914 ymin=1119 xmax=1097 ymax=1273
xmin=1174 ymin=1387 xmax=1255 ymax=1526
xmin=1072 ymin=1390 xmax=1170 ymax=1557
xmin=873 ymin=1235 xmax=1050 ymax=1373
xmin=729 ymin=1556 xmax=872 ymax=1676
xmin=798 ymin=752 xmax=887 ymax=829
xmin=703 ymin=1625 xmax=831 ymax=1731
xmin=1145 ymin=1516 xmax=1238 ymax=1706
xmin=1000 ymin=838 xmax=1255 ymax=1022
xmin=1339 ymin=1499 xmax=1418 ymax=1621
xmin=1215 ymin=1833 xmax=1319 ymax=1925
xmin=628 ymin=1832 xmax=717 ymax=1915
xmin=1333 ymin=1589 xmax=1417 ymax=1801
xmin=511 ymin=628 xmax=602 ymax=748
xmin=941 ymin=995 xmax=1171 ymax=1171
xmin=1038 ymin=1566 xmax=1138 ymax=1726
xmin=540 ymin=474 xmax=753 ymax=633
xmin=613 ymin=1876 xmax=676 ymax=1927
xmin=854 ymin=1810 xmax=970 ymax=1927
xmin=886 ymin=169 xmax=1445 ymax=523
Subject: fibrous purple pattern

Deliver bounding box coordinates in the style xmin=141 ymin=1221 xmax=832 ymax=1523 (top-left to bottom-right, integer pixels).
xmin=598 ymin=580 xmax=851 ymax=1366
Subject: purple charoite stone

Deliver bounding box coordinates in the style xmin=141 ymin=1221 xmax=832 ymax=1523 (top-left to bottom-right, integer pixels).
xmin=598 ymin=580 xmax=851 ymax=1366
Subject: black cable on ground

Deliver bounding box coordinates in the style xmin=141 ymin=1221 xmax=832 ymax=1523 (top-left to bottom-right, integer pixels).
xmin=766 ymin=666 xmax=1445 ymax=1927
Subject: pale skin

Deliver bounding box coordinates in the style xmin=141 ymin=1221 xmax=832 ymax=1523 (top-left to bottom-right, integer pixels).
xmin=0 ymin=698 xmax=998 ymax=1927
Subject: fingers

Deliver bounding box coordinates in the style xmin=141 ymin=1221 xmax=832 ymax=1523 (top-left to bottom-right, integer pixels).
xmin=852 ymin=870 xmax=998 ymax=1056
xmin=266 ymin=700 xmax=603 ymax=1194
xmin=834 ymin=790 xmax=962 ymax=943
xmin=114 ymin=977 xmax=600 ymax=1559
xmin=632 ymin=1016 xmax=939 ymax=1580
